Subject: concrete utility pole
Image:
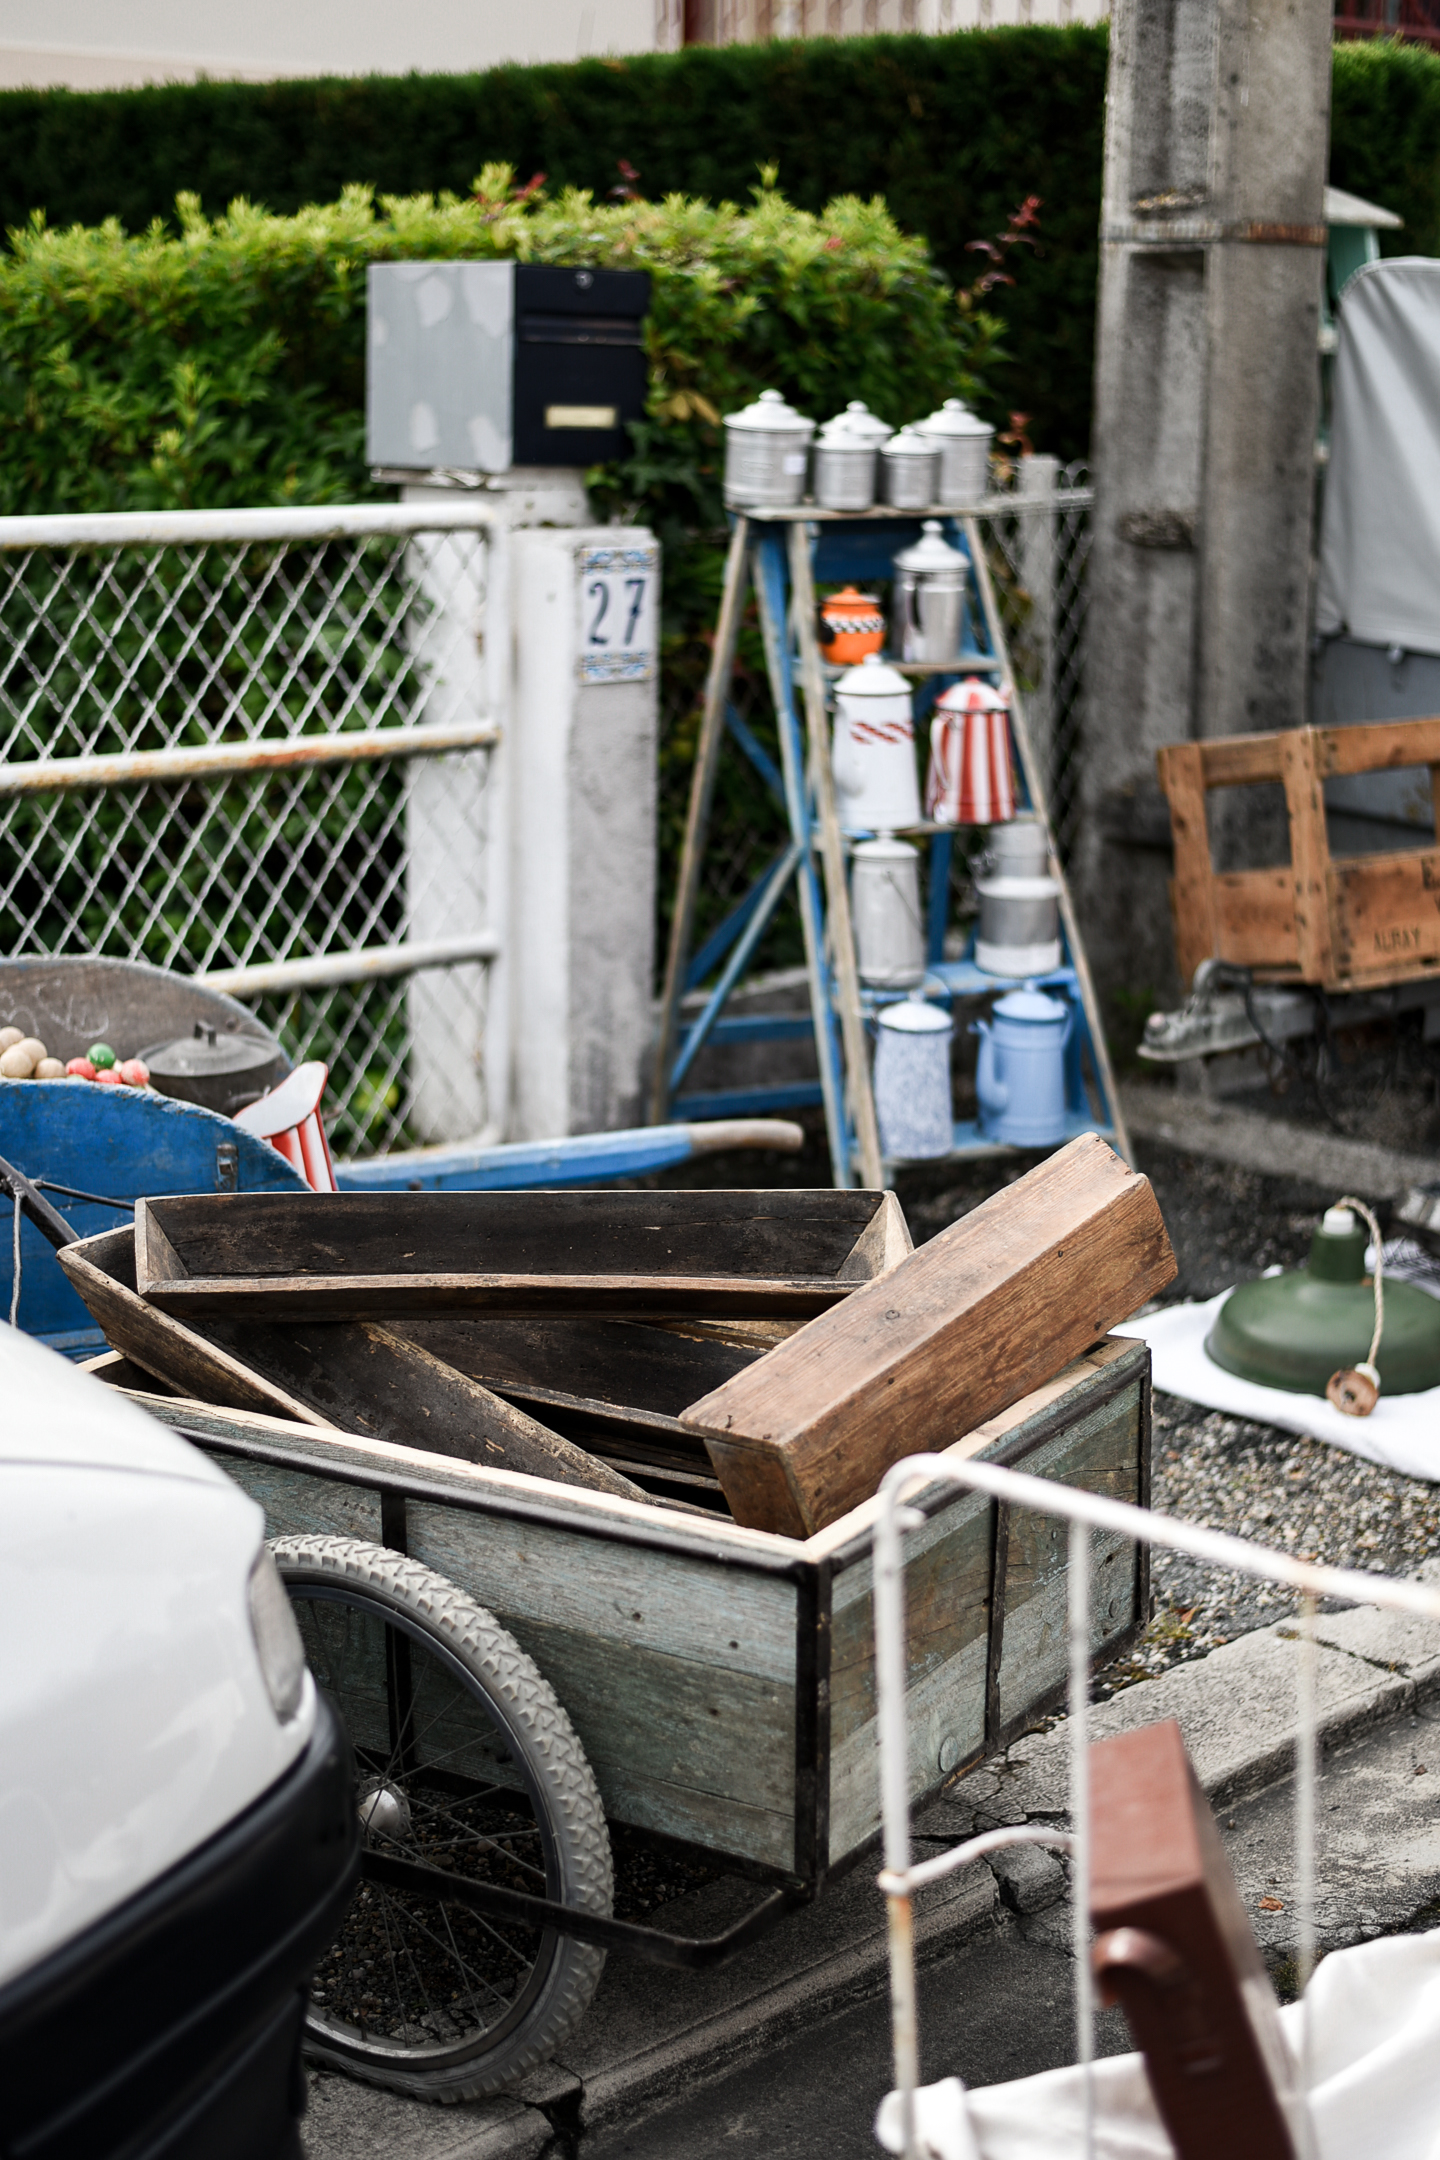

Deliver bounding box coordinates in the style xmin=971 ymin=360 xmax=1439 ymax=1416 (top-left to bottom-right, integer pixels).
xmin=1075 ymin=0 xmax=1333 ymax=1012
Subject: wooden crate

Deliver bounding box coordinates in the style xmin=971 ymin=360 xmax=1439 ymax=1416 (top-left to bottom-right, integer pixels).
xmin=1157 ymin=718 xmax=1440 ymax=992
xmin=112 ymin=1337 xmax=1149 ymax=1882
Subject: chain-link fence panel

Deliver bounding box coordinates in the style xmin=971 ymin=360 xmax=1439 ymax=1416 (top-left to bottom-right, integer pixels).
xmin=0 ymin=510 xmax=495 ymax=1158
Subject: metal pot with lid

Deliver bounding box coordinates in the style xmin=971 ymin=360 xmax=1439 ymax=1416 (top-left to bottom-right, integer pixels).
xmin=139 ymin=1021 xmax=290 ymax=1116
xmin=879 ymin=428 xmax=940 ymax=510
xmin=813 ymin=403 xmax=886 ymax=511
xmin=915 ymin=398 xmax=993 ymax=505
xmin=723 ymin=390 xmax=815 ymax=508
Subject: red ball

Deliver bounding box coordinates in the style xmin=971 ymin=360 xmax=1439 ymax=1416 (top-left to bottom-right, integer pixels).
xmin=118 ymin=1058 xmax=150 ymax=1086
xmin=65 ymin=1057 xmax=97 ymax=1081
xmin=93 ymin=1068 xmax=124 ymax=1086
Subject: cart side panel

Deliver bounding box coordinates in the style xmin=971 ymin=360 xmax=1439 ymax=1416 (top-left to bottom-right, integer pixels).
xmin=990 ymin=1386 xmax=1145 ymax=1738
xmin=828 ymin=1490 xmax=992 ymax=1862
xmin=221 ymin=1456 xmax=382 ymax=1543
xmin=822 ymin=1348 xmax=1148 ymax=1869
xmin=405 ymin=1500 xmax=801 ymax=1874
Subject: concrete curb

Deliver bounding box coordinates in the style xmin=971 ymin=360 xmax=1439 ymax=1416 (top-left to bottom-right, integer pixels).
xmin=1120 ymin=1081 xmax=1439 ymax=1199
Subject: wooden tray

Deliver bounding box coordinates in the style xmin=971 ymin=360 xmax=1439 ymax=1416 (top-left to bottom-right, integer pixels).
xmin=62 ymin=1224 xmax=789 ymax=1514
xmin=682 ymin=1135 xmax=1175 ymax=1537
xmin=132 ymin=1188 xmax=911 ymax=1322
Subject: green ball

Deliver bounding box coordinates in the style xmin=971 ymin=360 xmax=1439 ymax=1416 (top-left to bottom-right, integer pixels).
xmin=88 ymin=1042 xmax=116 ymax=1069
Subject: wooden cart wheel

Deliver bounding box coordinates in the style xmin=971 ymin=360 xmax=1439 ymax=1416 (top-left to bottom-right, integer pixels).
xmin=273 ymin=1535 xmax=612 ymax=2102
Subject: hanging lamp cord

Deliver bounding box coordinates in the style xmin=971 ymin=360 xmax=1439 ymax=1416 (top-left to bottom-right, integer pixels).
xmin=1335 ymin=1195 xmax=1385 ymax=1375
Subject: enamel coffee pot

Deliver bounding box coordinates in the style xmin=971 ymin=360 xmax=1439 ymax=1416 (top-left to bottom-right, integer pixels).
xmin=972 ymin=985 xmax=1072 ymax=1148
xmin=831 ymin=655 xmax=922 ymax=833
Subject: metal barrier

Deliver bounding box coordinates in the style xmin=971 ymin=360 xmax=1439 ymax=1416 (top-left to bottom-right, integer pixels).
xmin=0 ymin=502 xmax=497 ymax=1156
xmin=873 ymin=1451 xmax=1440 ymax=2160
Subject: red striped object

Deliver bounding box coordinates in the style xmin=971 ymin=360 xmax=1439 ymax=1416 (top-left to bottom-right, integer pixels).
xmin=925 ymin=678 xmax=1016 ymax=826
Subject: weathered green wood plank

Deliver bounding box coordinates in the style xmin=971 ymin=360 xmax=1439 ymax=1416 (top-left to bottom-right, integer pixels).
xmin=403 ymin=1498 xmax=797 ymax=1685
xmin=494 ymin=1612 xmax=795 ymax=1813
xmin=992 ymin=1392 xmax=1143 ymax=1732
xmin=221 ymin=1456 xmax=381 ymax=1543
xmin=829 ymin=1485 xmax=992 ymax=1749
xmin=829 ymin=1632 xmax=990 ymax=1861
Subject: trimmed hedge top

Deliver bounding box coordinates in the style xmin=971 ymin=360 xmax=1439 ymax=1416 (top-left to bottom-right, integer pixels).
xmin=0 ymin=169 xmax=989 ymax=516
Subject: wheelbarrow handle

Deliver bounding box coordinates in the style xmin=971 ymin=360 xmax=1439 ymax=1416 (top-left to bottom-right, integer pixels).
xmin=0 ymin=1151 xmax=77 ymax=1251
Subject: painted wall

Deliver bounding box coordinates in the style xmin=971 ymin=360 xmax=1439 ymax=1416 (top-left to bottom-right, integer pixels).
xmin=0 ymin=0 xmax=660 ymax=90
xmin=0 ymin=0 xmax=1107 ymax=92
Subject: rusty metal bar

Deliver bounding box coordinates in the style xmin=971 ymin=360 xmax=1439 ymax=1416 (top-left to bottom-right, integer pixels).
xmin=0 ymin=720 xmax=500 ymax=798
xmin=200 ymin=932 xmax=499 ymax=999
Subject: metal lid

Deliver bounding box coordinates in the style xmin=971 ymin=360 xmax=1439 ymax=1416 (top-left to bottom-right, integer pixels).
xmin=141 ymin=1024 xmax=281 ymax=1079
xmin=892 ymin=520 xmax=968 ymax=574
xmin=993 ymin=987 xmax=1067 ymax=1023
xmin=723 ymin=388 xmax=814 ymax=435
xmin=935 ymin=675 xmax=1006 ymax=712
xmin=877 ymin=995 xmax=952 ymax=1034
xmin=881 ymin=427 xmax=939 ymax=460
xmin=834 ymin=653 xmax=912 ymax=698
xmin=819 ymin=399 xmax=892 ymax=445
xmin=917 ymin=397 xmax=992 ymax=440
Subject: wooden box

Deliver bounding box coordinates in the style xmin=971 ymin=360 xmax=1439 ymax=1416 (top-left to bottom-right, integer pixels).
xmin=1158 ymin=717 xmax=1440 ymax=992
xmin=131 ymin=1188 xmax=911 ymax=1322
xmin=104 ymin=1335 xmax=1151 ymax=1882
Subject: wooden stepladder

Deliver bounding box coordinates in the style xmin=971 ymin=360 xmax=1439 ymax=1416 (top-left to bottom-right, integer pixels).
xmin=651 ymin=505 xmax=1129 ymax=1189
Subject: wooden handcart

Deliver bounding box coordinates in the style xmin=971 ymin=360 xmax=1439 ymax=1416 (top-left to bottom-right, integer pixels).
xmin=93 ymin=1335 xmax=1151 ymax=2102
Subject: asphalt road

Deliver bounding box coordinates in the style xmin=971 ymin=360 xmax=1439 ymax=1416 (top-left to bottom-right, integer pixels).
xmin=574 ymin=1936 xmax=1131 ymax=2160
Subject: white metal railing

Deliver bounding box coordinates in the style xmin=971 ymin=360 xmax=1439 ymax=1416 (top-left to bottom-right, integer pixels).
xmin=872 ymin=1454 xmax=1440 ymax=2160
xmin=0 ymin=501 xmax=498 ymax=1156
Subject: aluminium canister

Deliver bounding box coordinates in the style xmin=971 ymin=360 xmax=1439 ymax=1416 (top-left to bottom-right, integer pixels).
xmin=916 ymin=399 xmax=993 ymax=505
xmin=879 ymin=429 xmax=940 ymax=510
xmin=723 ymin=390 xmax=815 ymax=508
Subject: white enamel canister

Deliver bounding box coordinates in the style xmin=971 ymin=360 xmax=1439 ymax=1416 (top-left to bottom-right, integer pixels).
xmin=874 ymin=995 xmax=953 ymax=1160
xmin=974 ymin=818 xmax=1061 ymax=976
xmin=831 ymin=655 xmax=922 ymax=833
xmin=851 ymin=836 xmax=925 ymax=988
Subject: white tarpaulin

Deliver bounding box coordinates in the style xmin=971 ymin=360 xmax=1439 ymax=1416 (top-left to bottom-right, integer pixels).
xmin=1317 ymin=258 xmax=1440 ymax=658
xmin=876 ymin=1928 xmax=1440 ymax=2160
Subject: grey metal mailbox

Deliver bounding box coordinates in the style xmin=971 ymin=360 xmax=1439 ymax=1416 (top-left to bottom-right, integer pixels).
xmin=367 ymin=262 xmax=650 ymax=473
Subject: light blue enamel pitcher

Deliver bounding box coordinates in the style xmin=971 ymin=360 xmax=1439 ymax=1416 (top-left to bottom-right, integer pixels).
xmin=972 ymin=986 xmax=1071 ymax=1147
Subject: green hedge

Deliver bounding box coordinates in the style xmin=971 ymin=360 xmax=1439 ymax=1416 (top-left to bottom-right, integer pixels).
xmin=0 ymin=31 xmax=1108 ymax=455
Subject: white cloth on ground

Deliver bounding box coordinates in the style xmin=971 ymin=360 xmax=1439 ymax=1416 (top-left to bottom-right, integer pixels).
xmin=1110 ymin=1294 xmax=1440 ymax=1484
xmin=875 ymin=1928 xmax=1440 ymax=2159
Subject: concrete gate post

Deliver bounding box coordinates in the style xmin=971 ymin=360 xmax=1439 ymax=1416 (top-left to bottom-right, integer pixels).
xmin=1075 ymin=0 xmax=1333 ymax=1014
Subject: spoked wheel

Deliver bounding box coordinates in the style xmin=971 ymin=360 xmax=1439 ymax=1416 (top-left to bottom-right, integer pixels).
xmin=273 ymin=1535 xmax=612 ymax=2102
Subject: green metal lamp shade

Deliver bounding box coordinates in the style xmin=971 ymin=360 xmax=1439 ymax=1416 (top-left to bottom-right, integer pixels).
xmin=1205 ymin=1212 xmax=1440 ymax=1398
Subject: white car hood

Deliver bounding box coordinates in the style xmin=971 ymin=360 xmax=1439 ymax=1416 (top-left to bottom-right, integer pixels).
xmin=0 ymin=1323 xmax=231 ymax=1486
xmin=0 ymin=1326 xmax=316 ymax=1984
